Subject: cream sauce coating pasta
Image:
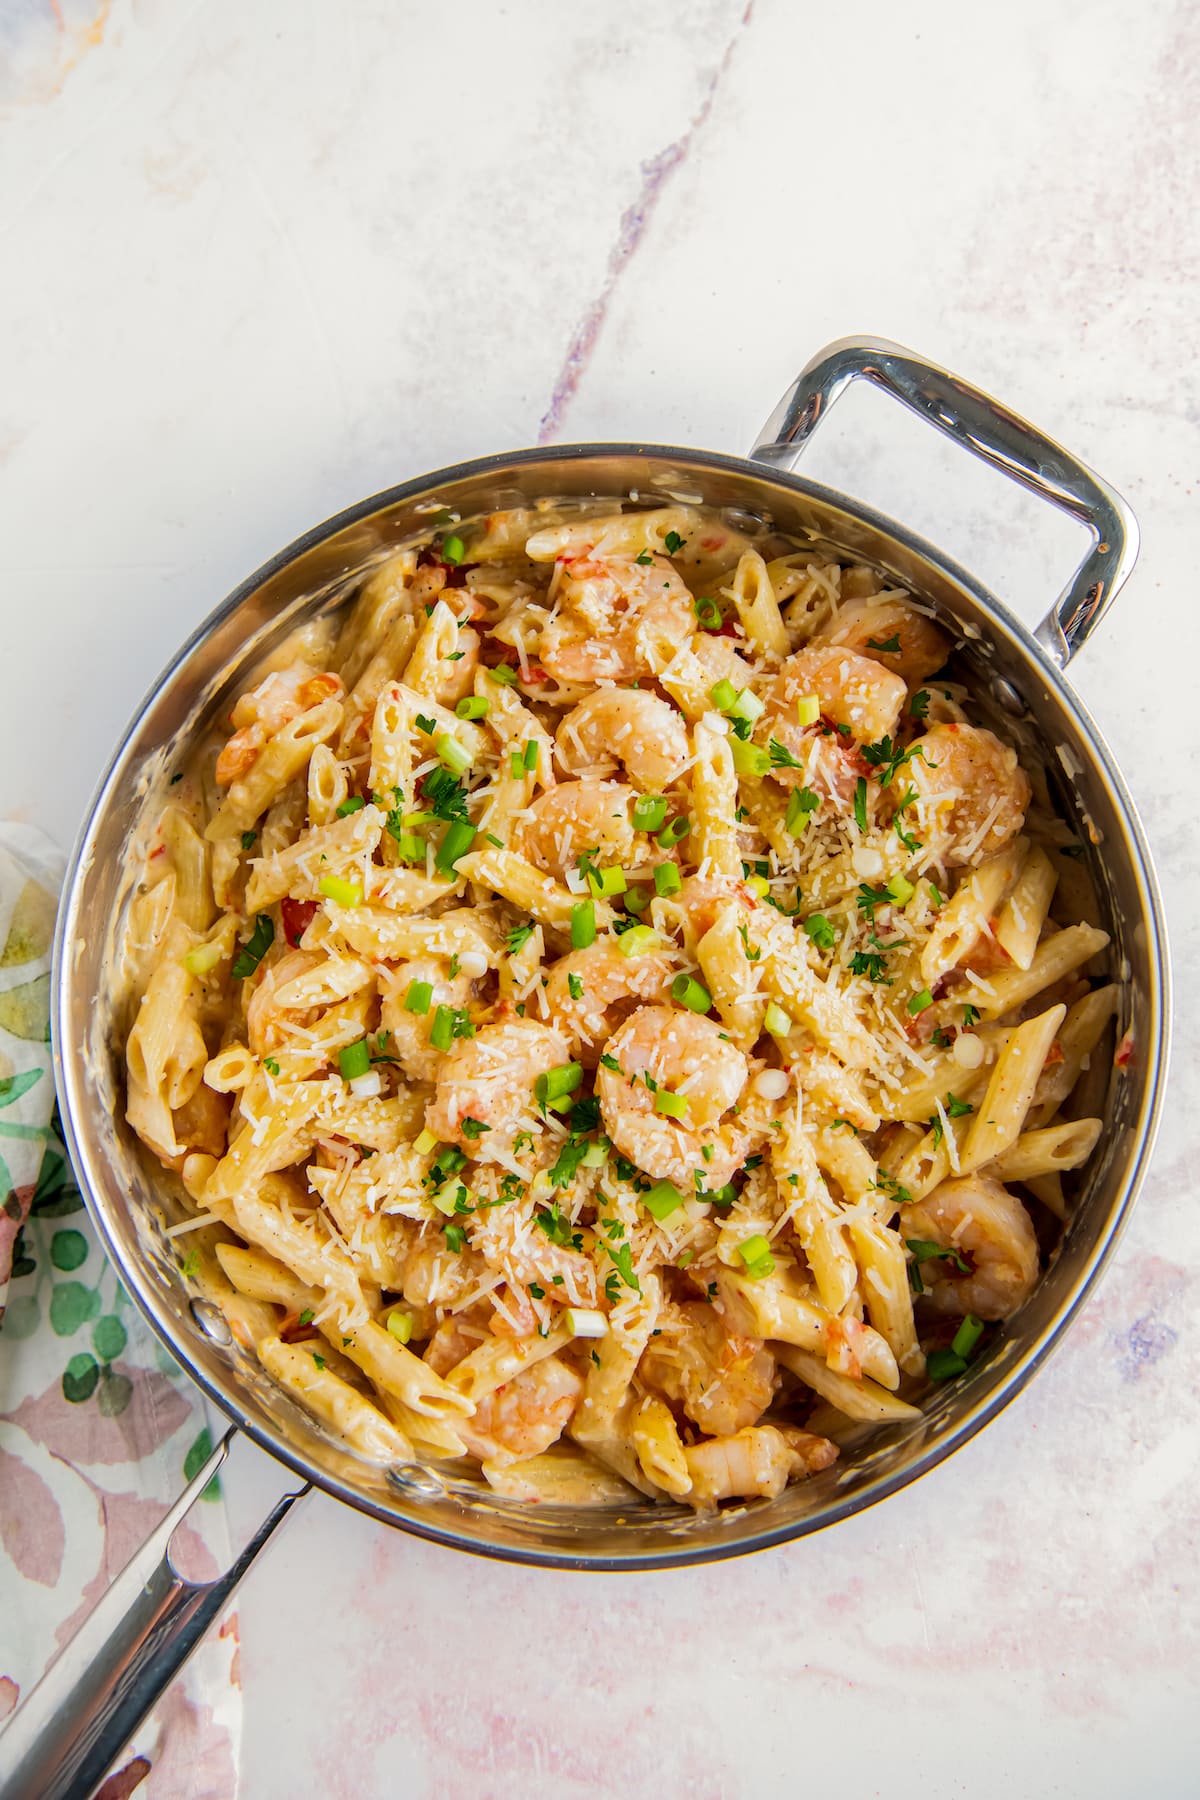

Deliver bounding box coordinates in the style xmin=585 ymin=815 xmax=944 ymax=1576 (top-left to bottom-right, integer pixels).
xmin=121 ymin=501 xmax=1115 ymax=1510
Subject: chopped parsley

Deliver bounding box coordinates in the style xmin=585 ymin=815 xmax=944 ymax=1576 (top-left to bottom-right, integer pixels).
xmin=535 ymin=1202 xmax=583 ymax=1250
xmin=264 ymin=1057 xmax=280 ymax=1076
xmin=861 ymin=735 xmax=927 ymax=789
xmin=892 ymin=786 xmax=922 ymax=852
xmin=875 ymin=1169 xmax=914 ymax=1206
xmin=768 ymin=738 xmax=803 ymax=770
xmin=232 ymin=913 xmax=274 ymax=980
xmin=443 ymin=1222 xmax=467 ymax=1253
xmin=460 ymin=1117 xmax=490 ymax=1139
xmin=240 ymin=830 xmax=257 ymax=850
xmin=568 ymin=972 xmax=584 ymax=1000
xmin=421 ymin=766 xmax=471 ymax=822
xmin=311 ymin=1353 xmax=327 ymax=1371
xmin=853 ymin=777 xmax=868 ymax=832
xmin=910 ymin=688 xmax=931 ymax=721
xmin=962 ymin=1003 xmax=981 ymax=1027
xmin=849 ymin=950 xmax=891 ymax=984
xmin=506 ymin=922 xmax=535 ymax=956
xmin=664 ymin=530 xmax=687 ymax=553
xmin=599 ymin=1053 xmax=622 ymax=1074
xmin=866 ymin=633 xmax=901 ymax=653
xmin=299 ymin=1308 xmax=314 ymax=1325
xmin=602 ymin=1239 xmax=640 ymax=1294
xmin=634 ymin=549 xmax=653 ymax=566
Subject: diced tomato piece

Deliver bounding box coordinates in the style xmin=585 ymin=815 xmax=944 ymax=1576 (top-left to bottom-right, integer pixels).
xmin=281 ymin=897 xmax=318 ymax=947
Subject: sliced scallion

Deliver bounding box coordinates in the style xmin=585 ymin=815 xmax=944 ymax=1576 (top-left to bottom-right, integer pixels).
xmin=643 ymin=1180 xmax=683 ymax=1221
xmin=430 ymin=1005 xmax=454 ymax=1052
xmin=405 ymin=979 xmax=433 ymax=1015
xmin=653 ymin=862 xmax=681 ymax=897
xmin=670 ymin=972 xmax=711 ymax=1014
xmin=455 ymin=696 xmax=488 ymax=721
xmin=654 ymin=1090 xmax=689 ymax=1119
xmin=731 ymin=740 xmax=770 ymax=779
xmin=617 ymin=925 xmax=661 ymax=957
xmin=317 ymin=875 xmax=363 ymax=909
xmin=435 ymin=819 xmax=476 ymax=873
xmin=795 ymin=694 xmax=820 ymax=727
xmin=764 ymin=1001 xmax=793 ymax=1038
xmin=387 ymin=1310 xmax=413 ymax=1344
xmin=338 ymin=1039 xmax=371 ymax=1081
xmin=632 ymin=794 xmax=669 ymax=833
xmin=570 ymin=899 xmax=596 ymax=949
xmin=435 ymin=732 xmax=472 ymax=777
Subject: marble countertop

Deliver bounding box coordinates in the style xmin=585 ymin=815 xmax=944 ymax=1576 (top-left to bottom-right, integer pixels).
xmin=2 ymin=1 xmax=1196 ymax=1794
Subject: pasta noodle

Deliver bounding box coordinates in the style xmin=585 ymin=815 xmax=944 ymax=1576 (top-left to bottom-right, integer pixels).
xmin=119 ymin=500 xmax=1117 ymax=1511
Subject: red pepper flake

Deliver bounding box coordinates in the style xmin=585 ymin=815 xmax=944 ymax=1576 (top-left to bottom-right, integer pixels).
xmin=281 ymin=897 xmax=319 ymax=947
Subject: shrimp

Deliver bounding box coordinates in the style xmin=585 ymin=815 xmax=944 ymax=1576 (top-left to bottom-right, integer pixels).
xmin=216 ymin=666 xmax=344 ymax=784
xmin=518 ymin=779 xmax=636 ymax=881
xmin=379 ymin=956 xmax=477 ymax=1081
xmin=426 ymin=1017 xmax=570 ymax=1149
xmin=432 ymin=624 xmax=481 ymax=706
xmin=538 ymin=553 xmax=696 ymax=683
xmin=902 ymin=1174 xmax=1039 ymax=1319
xmin=544 ymin=944 xmax=675 ymax=1064
xmin=639 ymin=1302 xmax=776 ymax=1436
xmin=690 ymin=631 xmax=755 ymax=694
xmin=597 ymin=1004 xmax=766 ymax=1189
xmin=900 ymin=723 xmax=1031 ymax=867
xmin=244 ymin=948 xmax=321 ymax=1054
xmin=458 ymin=1354 xmax=584 ymax=1467
xmin=760 ymin=643 xmax=907 ymax=754
xmin=555 ymin=689 xmax=690 ymax=791
xmin=814 ymin=596 xmax=950 ymax=686
xmin=683 ymin=1423 xmax=838 ymax=1507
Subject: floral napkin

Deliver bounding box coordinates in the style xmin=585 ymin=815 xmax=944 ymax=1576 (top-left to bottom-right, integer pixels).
xmin=0 ymin=824 xmax=242 ymax=1798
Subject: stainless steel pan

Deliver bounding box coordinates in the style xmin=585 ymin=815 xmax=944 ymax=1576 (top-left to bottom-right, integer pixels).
xmin=3 ymin=339 xmax=1169 ymax=1800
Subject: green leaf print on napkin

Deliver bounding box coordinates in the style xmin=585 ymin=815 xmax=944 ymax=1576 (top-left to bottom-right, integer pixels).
xmin=0 ymin=972 xmax=52 ymax=1042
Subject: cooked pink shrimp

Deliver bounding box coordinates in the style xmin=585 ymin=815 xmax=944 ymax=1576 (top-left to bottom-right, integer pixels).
xmin=555 ymin=689 xmax=690 ymax=790
xmin=684 ymin=1423 xmax=837 ymax=1506
xmin=518 ymin=779 xmax=636 ymax=881
xmin=244 ymin=948 xmax=320 ymax=1054
xmin=426 ymin=1017 xmax=570 ymax=1148
xmin=900 ymin=723 xmax=1031 ymax=866
xmin=814 ymin=596 xmax=950 ymax=686
xmin=433 ymin=624 xmax=481 ymax=706
xmin=459 ymin=1354 xmax=584 ymax=1466
xmin=538 ymin=554 xmax=696 ymax=683
xmin=640 ymin=1302 xmax=776 ymax=1436
xmin=690 ymin=631 xmax=755 ymax=693
xmin=597 ymin=1004 xmax=766 ymax=1189
xmin=760 ymin=643 xmax=907 ymax=752
xmin=544 ymin=944 xmax=675 ymax=1065
xmin=216 ymin=667 xmax=343 ymax=784
xmin=379 ymin=955 xmax=477 ymax=1081
xmin=902 ymin=1175 xmax=1039 ymax=1319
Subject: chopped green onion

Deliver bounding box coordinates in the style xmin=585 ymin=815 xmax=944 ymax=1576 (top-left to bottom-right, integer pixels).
xmin=710 ymin=679 xmax=739 ymax=713
xmin=654 ymin=862 xmax=681 ymax=897
xmin=455 ymin=696 xmax=488 ymax=721
xmin=737 ymin=1234 xmax=776 ymax=1278
xmin=535 ymin=1063 xmax=583 ymax=1110
xmin=887 ymin=875 xmax=915 ymax=904
xmin=654 ymin=1090 xmax=689 ymax=1119
xmin=430 ymin=1005 xmax=454 ymax=1052
xmin=745 ymin=873 xmax=770 ymax=897
xmin=509 ymin=750 xmax=524 ymax=778
xmin=402 ymin=810 xmax=439 ymax=828
xmin=183 ymin=940 xmax=224 ymax=976
xmin=570 ymin=899 xmax=596 ymax=949
xmin=523 ymin=739 xmax=539 ymax=772
xmin=317 ymin=875 xmax=363 ymax=908
xmin=241 ymin=829 xmax=258 ymax=850
xmin=336 ymin=796 xmax=365 ymax=817
xmin=487 ymin=663 xmax=519 ymax=685
xmin=435 ymin=819 xmax=476 ymax=874
xmin=566 ymin=1307 xmax=609 ymax=1338
xmin=671 ymin=972 xmax=711 ymax=1014
xmin=643 ymin=1180 xmax=683 ymax=1221
xmin=387 ymin=1310 xmax=413 ymax=1344
xmin=795 ymin=694 xmax=820 ymax=727
xmin=393 ymin=831 xmax=426 ymax=864
xmin=405 ymin=979 xmax=433 ymax=1015
xmin=731 ymin=740 xmax=770 ymax=779
xmin=926 ymin=1347 xmax=968 ymax=1382
xmin=632 ymin=794 xmax=669 ymax=833
xmin=729 ymin=688 xmax=765 ymax=726
xmin=441 ymin=534 xmax=465 ymax=565
xmin=435 ymin=732 xmax=472 ymax=777
xmin=785 ymin=787 xmax=820 ymax=835
xmin=804 ymin=913 xmax=836 ymax=952
xmin=655 ymin=816 xmax=691 ymax=850
xmin=588 ymin=865 xmax=627 ymax=899
xmin=764 ymin=1001 xmax=793 ymax=1038
xmin=232 ymin=913 xmax=275 ymax=979
xmin=694 ymin=597 xmax=722 ymax=630
xmin=617 ymin=925 xmax=661 ymax=957
xmin=414 ymin=1127 xmax=439 ymax=1155
xmin=581 ymin=1139 xmax=610 ymax=1169
xmin=908 ymin=989 xmax=934 ymax=1016
xmin=432 ymin=1178 xmax=468 ymax=1215
xmin=338 ymin=1039 xmax=371 ymax=1081
xmin=624 ymin=884 xmax=652 ymax=915
xmin=951 ymin=1313 xmax=984 ymax=1360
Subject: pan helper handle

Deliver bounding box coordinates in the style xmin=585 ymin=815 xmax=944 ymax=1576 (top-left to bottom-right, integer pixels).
xmin=750 ymin=335 xmax=1138 ymax=668
xmin=0 ymin=1429 xmax=309 ymax=1800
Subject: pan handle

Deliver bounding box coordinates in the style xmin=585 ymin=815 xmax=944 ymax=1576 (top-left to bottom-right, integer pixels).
xmin=749 ymin=335 xmax=1139 ymax=667
xmin=0 ymin=1429 xmax=309 ymax=1800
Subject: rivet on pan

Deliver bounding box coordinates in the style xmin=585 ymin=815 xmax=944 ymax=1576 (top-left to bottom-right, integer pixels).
xmin=190 ymin=1298 xmax=232 ymax=1345
xmin=989 ymin=676 xmax=1026 ymax=717
xmin=388 ymin=1464 xmax=446 ymax=1500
